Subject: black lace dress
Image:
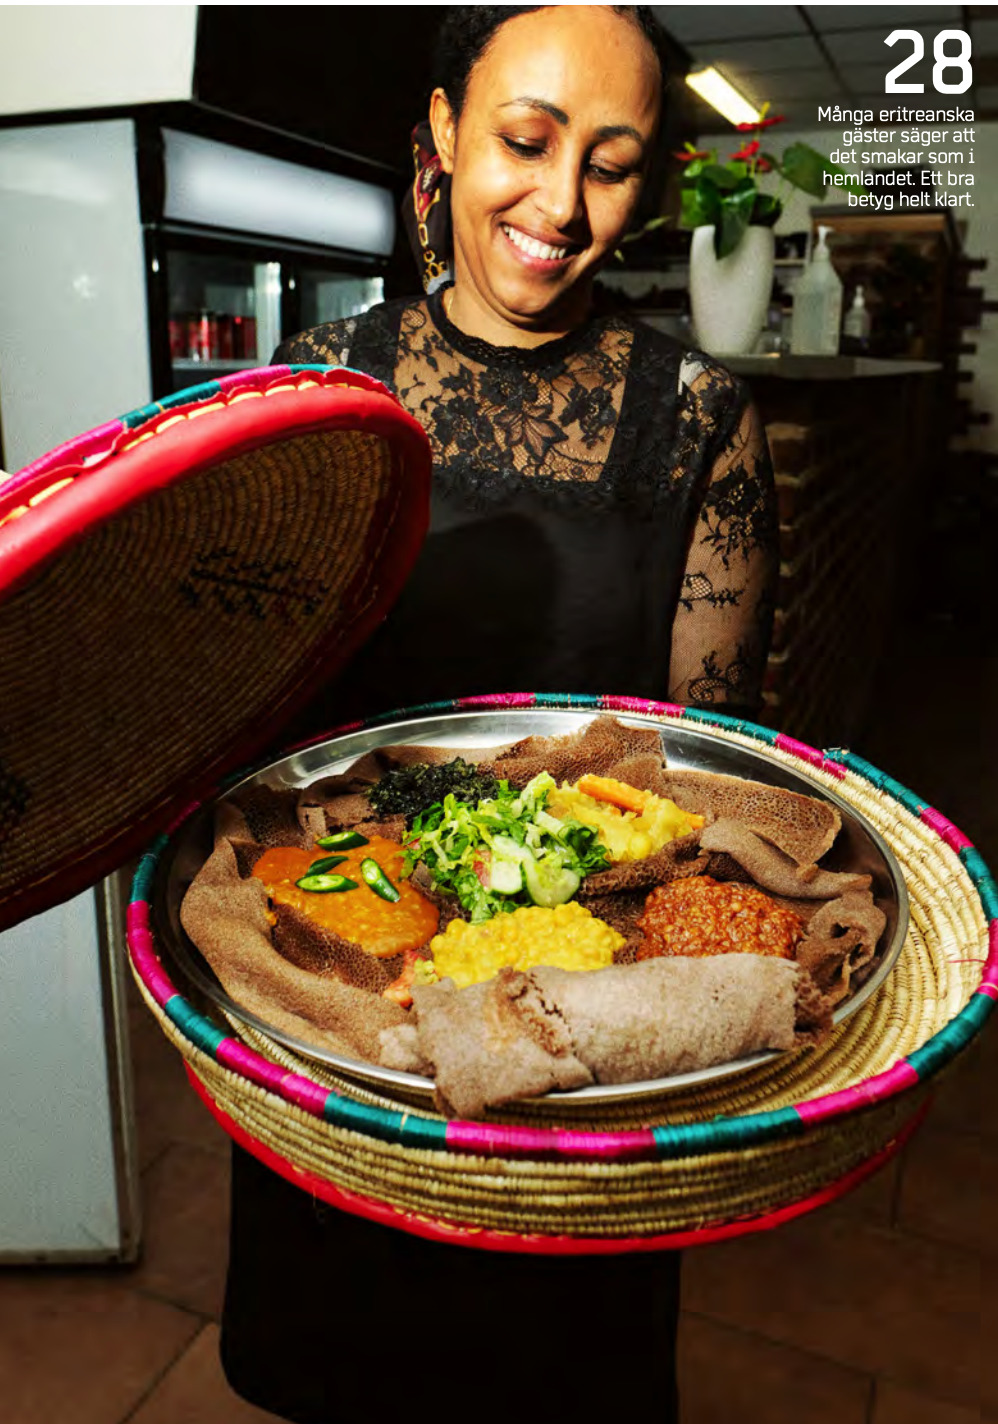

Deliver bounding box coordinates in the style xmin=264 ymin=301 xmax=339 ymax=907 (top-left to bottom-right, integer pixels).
xmin=220 ymin=294 xmax=777 ymax=1424
xmin=274 ymin=287 xmax=777 ymax=721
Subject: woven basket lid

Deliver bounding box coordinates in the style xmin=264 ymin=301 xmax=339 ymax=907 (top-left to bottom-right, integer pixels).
xmin=0 ymin=366 xmax=431 ymax=931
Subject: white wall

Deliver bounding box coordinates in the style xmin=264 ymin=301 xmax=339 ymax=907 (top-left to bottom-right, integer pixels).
xmin=698 ymin=121 xmax=998 ymax=452
xmin=0 ymin=5 xmax=196 ymax=116
xmin=0 ymin=121 xmax=152 ymax=469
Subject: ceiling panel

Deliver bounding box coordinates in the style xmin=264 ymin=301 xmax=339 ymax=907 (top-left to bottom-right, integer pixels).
xmin=822 ymin=23 xmax=941 ymax=64
xmin=689 ymin=33 xmax=825 ymax=70
xmin=836 ymin=61 xmax=913 ymax=96
xmin=970 ymin=17 xmax=998 ymax=54
xmin=744 ymin=67 xmax=841 ymax=100
xmin=805 ymin=6 xmax=961 ymax=32
xmin=652 ymin=5 xmax=808 ymax=45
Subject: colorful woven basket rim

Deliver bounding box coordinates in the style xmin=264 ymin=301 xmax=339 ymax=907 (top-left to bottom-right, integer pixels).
xmin=185 ymin=1063 xmax=928 ymax=1255
xmin=3 ymin=364 xmax=379 ymax=503
xmin=128 ymin=694 xmax=998 ymax=1168
xmin=1 ymin=364 xmax=432 ymax=930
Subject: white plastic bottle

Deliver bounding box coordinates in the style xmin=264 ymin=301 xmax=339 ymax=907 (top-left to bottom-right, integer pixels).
xmin=790 ymin=225 xmax=843 ymax=355
xmin=843 ymin=284 xmax=872 ymax=350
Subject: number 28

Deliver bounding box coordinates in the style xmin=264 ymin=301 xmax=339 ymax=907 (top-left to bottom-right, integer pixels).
xmin=885 ymin=29 xmax=973 ymax=94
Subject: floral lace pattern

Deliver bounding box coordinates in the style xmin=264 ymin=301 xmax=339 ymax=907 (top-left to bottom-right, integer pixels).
xmin=275 ymin=293 xmax=777 ymax=711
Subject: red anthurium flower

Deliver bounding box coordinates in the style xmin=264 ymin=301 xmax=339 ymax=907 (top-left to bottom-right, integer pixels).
xmin=755 ymin=157 xmax=773 ymax=173
xmin=730 ymin=140 xmax=761 ymax=161
xmin=759 ymin=114 xmax=787 ymax=128
xmin=674 ymin=148 xmax=710 ymax=162
xmin=736 ymin=121 xmax=758 ymax=132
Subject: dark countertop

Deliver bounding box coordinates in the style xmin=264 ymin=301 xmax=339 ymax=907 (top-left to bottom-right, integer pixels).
xmin=725 ymin=355 xmax=941 ymax=380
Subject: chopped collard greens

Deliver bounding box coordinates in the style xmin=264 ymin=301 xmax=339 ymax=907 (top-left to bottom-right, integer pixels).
xmin=367 ymin=758 xmax=501 ymax=821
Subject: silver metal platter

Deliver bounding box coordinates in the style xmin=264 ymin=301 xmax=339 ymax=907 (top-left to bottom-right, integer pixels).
xmin=152 ymin=708 xmax=910 ymax=1111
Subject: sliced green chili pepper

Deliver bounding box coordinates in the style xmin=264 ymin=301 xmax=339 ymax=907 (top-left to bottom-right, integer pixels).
xmin=360 ymin=858 xmax=400 ymax=903
xmin=295 ymin=873 xmax=358 ymax=894
xmin=315 ymin=830 xmax=369 ymax=851
xmin=306 ymin=854 xmax=348 ymax=875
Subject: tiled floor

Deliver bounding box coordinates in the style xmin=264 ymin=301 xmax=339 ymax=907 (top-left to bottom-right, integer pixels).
xmin=0 ymin=616 xmax=992 ymax=1422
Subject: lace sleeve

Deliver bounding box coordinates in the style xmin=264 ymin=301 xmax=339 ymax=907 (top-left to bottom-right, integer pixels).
xmin=668 ymin=375 xmax=778 ymax=713
xmin=272 ymin=319 xmax=357 ymax=368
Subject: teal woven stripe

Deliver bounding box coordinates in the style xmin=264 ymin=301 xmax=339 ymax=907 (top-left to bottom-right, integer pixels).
xmin=368 ymin=698 xmax=454 ymax=726
xmin=653 ymin=1105 xmax=802 ymax=1157
xmin=130 ymin=835 xmax=169 ymax=903
xmin=837 ymin=752 xmax=926 ymax=816
xmin=959 ymin=848 xmax=998 ymax=919
xmin=680 ymin=707 xmax=779 ymax=744
xmin=535 ymin=692 xmax=599 ymax=707
xmin=164 ymin=995 xmax=228 ymax=1058
xmin=907 ymin=994 xmax=993 ymax=1079
xmin=323 ymin=1091 xmax=447 ymax=1148
xmin=119 ymin=380 xmax=224 ymax=429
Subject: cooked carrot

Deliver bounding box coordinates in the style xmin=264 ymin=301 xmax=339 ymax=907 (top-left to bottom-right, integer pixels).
xmin=576 ymin=774 xmax=648 ymax=814
xmin=382 ymin=947 xmax=422 ymax=1008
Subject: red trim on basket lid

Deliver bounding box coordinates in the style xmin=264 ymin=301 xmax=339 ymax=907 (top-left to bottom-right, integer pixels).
xmin=0 ymin=369 xmax=432 ymax=930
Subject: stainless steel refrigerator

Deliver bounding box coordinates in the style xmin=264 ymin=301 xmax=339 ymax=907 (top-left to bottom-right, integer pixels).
xmin=0 ymin=112 xmax=396 ymax=1259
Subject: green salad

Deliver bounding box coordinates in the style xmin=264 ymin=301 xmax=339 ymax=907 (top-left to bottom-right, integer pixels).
xmin=402 ymin=771 xmax=611 ymax=923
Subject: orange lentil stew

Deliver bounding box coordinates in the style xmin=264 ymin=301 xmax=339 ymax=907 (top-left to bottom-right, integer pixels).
xmin=252 ymin=836 xmax=439 ymax=958
xmin=636 ymin=876 xmax=803 ymax=962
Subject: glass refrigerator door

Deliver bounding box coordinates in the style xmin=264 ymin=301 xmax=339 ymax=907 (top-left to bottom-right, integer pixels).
xmin=294 ymin=266 xmax=384 ymax=331
xmin=167 ymin=248 xmax=282 ymax=390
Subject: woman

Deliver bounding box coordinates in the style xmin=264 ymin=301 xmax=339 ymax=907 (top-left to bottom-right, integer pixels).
xmin=273 ymin=3 xmax=776 ymax=726
xmin=222 ymin=9 xmax=777 ymax=1421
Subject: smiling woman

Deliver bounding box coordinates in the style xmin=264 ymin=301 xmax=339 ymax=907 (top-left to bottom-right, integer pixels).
xmin=432 ymin=6 xmax=661 ymax=341
xmin=276 ymin=5 xmax=777 ymax=728
xmin=227 ymin=9 xmax=777 ymax=1421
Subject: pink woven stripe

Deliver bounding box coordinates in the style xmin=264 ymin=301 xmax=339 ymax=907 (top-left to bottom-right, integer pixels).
xmin=980 ymin=922 xmax=998 ymax=995
xmin=447 ymin=1122 xmax=553 ymax=1156
xmin=446 ymin=1121 xmax=657 ymax=1160
xmin=796 ymin=1060 xmax=920 ymax=1123
xmin=126 ymin=901 xmax=149 ymax=932
xmin=127 ymin=925 xmax=176 ymax=1007
xmin=7 ymin=419 xmax=124 ymax=489
xmin=604 ymin=695 xmax=685 ymax=719
xmin=216 ymin=1038 xmax=289 ymax=1094
xmin=919 ymin=804 xmax=974 ymax=852
xmin=553 ymin=1127 xmax=658 ymax=1160
xmin=281 ymin=1073 xmax=332 ymax=1115
xmin=286 ymin=718 xmax=365 ymax=752
xmin=820 ymin=757 xmax=847 ymax=780
xmin=775 ymin=733 xmax=825 ymax=769
xmin=165 ymin=799 xmax=203 ymax=834
xmin=457 ymin=692 xmax=536 ymax=709
xmin=604 ymin=695 xmax=658 ymax=714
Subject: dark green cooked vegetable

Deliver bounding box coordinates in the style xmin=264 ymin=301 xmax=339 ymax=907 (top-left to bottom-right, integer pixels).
xmin=306 ymin=854 xmax=348 ymax=875
xmin=315 ymin=830 xmax=369 ymax=851
xmin=367 ymin=758 xmax=502 ymax=821
xmin=359 ymin=857 xmax=400 ymax=903
xmin=295 ymin=873 xmax=358 ymax=894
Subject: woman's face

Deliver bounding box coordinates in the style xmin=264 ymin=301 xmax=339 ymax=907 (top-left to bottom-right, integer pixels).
xmin=432 ymin=6 xmax=661 ymax=341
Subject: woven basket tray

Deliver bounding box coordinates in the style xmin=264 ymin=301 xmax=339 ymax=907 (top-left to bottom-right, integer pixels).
xmin=128 ymin=695 xmax=996 ymax=1254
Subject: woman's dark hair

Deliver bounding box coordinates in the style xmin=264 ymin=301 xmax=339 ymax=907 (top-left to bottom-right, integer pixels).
xmin=433 ymin=5 xmax=667 ymax=116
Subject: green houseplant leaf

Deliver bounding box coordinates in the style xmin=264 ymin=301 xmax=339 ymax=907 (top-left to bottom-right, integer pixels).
xmin=779 ymin=142 xmax=835 ymax=197
xmin=714 ymin=187 xmax=757 ymax=258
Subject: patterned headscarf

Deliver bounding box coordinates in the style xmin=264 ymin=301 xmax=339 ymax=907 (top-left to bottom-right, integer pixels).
xmin=402 ymin=120 xmax=453 ymax=293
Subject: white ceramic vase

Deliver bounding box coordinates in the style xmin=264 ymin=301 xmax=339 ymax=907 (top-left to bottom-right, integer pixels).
xmin=689 ymin=224 xmax=776 ymax=357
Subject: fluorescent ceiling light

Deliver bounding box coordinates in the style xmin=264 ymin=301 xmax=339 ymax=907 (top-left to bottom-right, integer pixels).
xmin=686 ymin=68 xmax=762 ymax=127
